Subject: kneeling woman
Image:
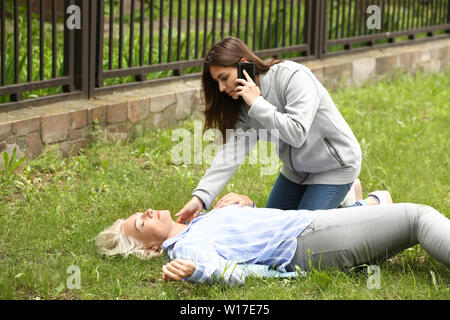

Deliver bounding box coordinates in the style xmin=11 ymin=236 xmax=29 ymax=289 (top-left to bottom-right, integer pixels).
xmin=96 ymin=195 xmax=450 ymax=286
xmin=176 ymin=36 xmax=362 ymax=223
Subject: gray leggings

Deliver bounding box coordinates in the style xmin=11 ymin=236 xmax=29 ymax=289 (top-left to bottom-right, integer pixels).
xmin=292 ymin=203 xmax=450 ymax=271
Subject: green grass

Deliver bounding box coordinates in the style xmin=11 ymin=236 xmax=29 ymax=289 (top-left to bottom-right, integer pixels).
xmin=0 ymin=69 xmax=449 ymax=299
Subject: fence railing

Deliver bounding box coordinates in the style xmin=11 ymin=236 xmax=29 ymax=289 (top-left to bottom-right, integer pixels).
xmin=1 ymin=0 xmax=449 ymax=109
xmin=1 ymin=0 xmax=78 ymax=106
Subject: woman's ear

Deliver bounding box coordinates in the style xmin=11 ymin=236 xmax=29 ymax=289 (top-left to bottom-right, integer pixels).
xmin=240 ymin=57 xmax=249 ymax=63
xmin=150 ymin=245 xmax=160 ymax=252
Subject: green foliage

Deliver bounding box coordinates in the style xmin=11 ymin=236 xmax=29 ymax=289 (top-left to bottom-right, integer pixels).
xmin=1 ymin=147 xmax=26 ymax=183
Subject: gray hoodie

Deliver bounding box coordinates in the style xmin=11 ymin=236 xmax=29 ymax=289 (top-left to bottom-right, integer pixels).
xmin=193 ymin=60 xmax=362 ymax=210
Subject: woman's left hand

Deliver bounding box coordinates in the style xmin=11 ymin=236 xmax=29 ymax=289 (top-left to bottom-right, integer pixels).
xmin=234 ymin=69 xmax=261 ymax=107
xmin=162 ymin=258 xmax=196 ymax=282
xmin=214 ymin=192 xmax=254 ymax=209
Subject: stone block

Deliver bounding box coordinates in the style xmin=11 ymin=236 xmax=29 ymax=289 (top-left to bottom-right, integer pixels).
xmin=27 ymin=133 xmax=44 ymax=158
xmin=149 ymin=104 xmax=178 ymax=128
xmin=5 ymin=135 xmax=15 ymax=144
xmin=70 ymin=109 xmax=88 ymax=129
xmin=107 ymin=102 xmax=128 ymax=124
xmin=419 ymin=50 xmax=431 ymax=62
xmin=397 ymin=52 xmax=413 ymax=73
xmin=0 ymin=122 xmax=12 ymax=141
xmin=42 ymin=113 xmax=70 ymax=144
xmin=127 ymin=98 xmax=150 ymax=124
xmin=150 ymin=93 xmax=177 ymax=113
xmin=376 ymin=55 xmax=401 ymax=76
xmin=416 ymin=60 xmax=441 ymax=74
xmin=192 ymin=89 xmax=204 ymax=113
xmin=429 ymin=47 xmax=441 ymax=61
xmin=439 ymin=46 xmax=449 ymax=70
xmin=323 ymin=62 xmax=352 ymax=90
xmin=16 ymin=133 xmax=44 ymax=159
xmin=175 ymin=90 xmax=194 ymax=121
xmin=88 ymin=105 xmax=108 ymax=126
xmin=11 ymin=116 xmax=41 ymax=136
xmin=352 ymin=57 xmax=376 ymax=86
xmin=69 ymin=127 xmax=89 ymax=140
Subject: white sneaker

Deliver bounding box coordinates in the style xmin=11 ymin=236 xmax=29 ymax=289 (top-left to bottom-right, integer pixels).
xmin=367 ymin=190 xmax=393 ymax=205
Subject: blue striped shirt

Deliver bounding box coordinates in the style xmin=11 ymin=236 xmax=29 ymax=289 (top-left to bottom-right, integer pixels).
xmin=162 ymin=204 xmax=319 ymax=285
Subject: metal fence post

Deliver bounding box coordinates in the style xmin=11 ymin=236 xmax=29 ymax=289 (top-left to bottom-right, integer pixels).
xmin=88 ymin=0 xmax=98 ymax=98
xmin=73 ymin=0 xmax=89 ymax=97
xmin=319 ymin=0 xmax=327 ymax=59
xmin=95 ymin=0 xmax=105 ymax=88
xmin=306 ymin=0 xmax=326 ymax=59
xmin=63 ymin=0 xmax=75 ymax=93
xmin=73 ymin=0 xmax=96 ymax=98
xmin=447 ymin=0 xmax=450 ymax=34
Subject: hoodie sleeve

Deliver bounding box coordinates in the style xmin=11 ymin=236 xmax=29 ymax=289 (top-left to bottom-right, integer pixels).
xmin=247 ymin=68 xmax=321 ymax=149
xmin=192 ymin=107 xmax=259 ymax=210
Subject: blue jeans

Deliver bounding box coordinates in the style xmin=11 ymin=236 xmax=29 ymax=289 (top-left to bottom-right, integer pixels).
xmin=265 ymin=173 xmax=354 ymax=210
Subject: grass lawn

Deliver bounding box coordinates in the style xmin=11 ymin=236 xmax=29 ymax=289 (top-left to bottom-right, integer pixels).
xmin=0 ymin=69 xmax=449 ymax=300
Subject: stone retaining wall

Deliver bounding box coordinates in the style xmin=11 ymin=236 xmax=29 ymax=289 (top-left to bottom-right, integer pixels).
xmin=0 ymin=37 xmax=449 ymax=166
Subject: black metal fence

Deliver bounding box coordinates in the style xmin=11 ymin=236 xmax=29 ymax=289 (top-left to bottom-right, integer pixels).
xmin=1 ymin=0 xmax=449 ymax=108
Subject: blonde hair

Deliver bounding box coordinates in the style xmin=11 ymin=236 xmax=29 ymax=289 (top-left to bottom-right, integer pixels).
xmin=95 ymin=219 xmax=164 ymax=260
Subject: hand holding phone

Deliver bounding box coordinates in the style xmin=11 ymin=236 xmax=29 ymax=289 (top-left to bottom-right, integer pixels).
xmin=238 ymin=62 xmax=256 ymax=82
xmin=235 ymin=62 xmax=260 ymax=106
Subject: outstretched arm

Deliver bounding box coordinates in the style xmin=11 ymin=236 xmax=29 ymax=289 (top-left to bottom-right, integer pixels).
xmin=167 ymin=245 xmax=247 ymax=286
xmin=162 ymin=257 xmax=301 ymax=284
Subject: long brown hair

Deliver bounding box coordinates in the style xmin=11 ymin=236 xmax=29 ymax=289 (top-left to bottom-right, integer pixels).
xmin=202 ymin=37 xmax=281 ymax=139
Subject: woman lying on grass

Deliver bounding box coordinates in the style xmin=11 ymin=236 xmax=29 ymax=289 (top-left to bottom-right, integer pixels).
xmin=95 ymin=192 xmax=450 ymax=286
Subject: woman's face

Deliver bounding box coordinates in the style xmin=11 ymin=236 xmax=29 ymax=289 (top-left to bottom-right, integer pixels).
xmin=209 ymin=65 xmax=240 ymax=100
xmin=122 ymin=209 xmax=172 ymax=250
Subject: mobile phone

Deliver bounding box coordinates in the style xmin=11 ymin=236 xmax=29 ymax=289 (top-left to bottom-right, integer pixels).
xmin=238 ymin=62 xmax=256 ymax=82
